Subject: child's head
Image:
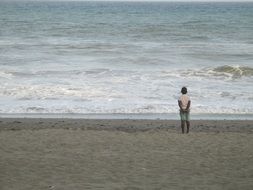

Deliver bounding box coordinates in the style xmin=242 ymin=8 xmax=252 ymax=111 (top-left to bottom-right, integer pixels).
xmin=181 ymin=87 xmax=187 ymax=94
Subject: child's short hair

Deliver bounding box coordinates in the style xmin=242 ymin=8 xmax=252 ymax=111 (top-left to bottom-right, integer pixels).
xmin=181 ymin=87 xmax=187 ymax=94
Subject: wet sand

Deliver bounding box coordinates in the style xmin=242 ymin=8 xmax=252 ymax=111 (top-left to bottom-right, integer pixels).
xmin=0 ymin=118 xmax=253 ymax=190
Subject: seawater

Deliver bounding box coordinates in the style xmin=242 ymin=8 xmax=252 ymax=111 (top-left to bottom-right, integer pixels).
xmin=0 ymin=1 xmax=253 ymax=116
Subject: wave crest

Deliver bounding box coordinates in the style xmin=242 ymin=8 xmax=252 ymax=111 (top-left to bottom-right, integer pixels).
xmin=212 ymin=65 xmax=253 ymax=77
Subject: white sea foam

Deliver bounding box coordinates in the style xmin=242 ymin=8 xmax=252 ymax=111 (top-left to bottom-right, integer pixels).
xmin=0 ymin=66 xmax=252 ymax=114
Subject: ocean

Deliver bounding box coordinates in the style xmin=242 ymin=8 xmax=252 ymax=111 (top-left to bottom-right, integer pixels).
xmin=0 ymin=1 xmax=253 ymax=118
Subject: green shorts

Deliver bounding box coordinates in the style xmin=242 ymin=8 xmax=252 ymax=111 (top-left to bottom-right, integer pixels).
xmin=180 ymin=111 xmax=190 ymax=121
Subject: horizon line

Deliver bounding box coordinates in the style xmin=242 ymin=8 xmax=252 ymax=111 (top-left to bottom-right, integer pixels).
xmin=1 ymin=0 xmax=253 ymax=2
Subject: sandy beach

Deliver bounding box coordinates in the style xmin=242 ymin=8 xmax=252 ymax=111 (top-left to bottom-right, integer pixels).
xmin=0 ymin=118 xmax=253 ymax=190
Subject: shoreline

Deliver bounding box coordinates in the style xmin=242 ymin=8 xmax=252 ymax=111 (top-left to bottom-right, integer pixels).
xmin=0 ymin=118 xmax=252 ymax=133
xmin=0 ymin=113 xmax=253 ymax=120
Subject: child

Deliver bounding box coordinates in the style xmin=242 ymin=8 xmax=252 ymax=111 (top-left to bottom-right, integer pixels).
xmin=178 ymin=87 xmax=191 ymax=133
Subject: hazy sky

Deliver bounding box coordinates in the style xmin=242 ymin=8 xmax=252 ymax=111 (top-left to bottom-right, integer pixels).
xmin=1 ymin=0 xmax=253 ymax=2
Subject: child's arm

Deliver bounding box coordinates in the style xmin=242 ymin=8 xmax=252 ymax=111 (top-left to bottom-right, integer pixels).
xmin=186 ymin=100 xmax=191 ymax=112
xmin=178 ymin=100 xmax=183 ymax=111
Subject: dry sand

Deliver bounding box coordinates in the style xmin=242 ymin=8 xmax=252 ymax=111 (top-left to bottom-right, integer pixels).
xmin=0 ymin=118 xmax=253 ymax=190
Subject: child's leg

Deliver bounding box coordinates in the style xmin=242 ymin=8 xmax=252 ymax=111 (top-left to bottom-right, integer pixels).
xmin=181 ymin=121 xmax=185 ymax=133
xmin=186 ymin=121 xmax=190 ymax=133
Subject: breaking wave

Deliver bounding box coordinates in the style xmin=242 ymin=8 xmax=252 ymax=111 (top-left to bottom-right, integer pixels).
xmin=212 ymin=65 xmax=253 ymax=78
